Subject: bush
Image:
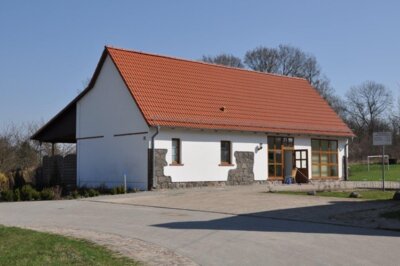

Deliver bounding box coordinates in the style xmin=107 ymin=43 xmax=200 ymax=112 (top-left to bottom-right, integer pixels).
xmin=40 ymin=188 xmax=55 ymax=200
xmin=70 ymin=190 xmax=80 ymax=199
xmin=0 ymin=173 xmax=9 ymax=192
xmin=14 ymin=189 xmax=20 ymax=201
xmin=20 ymin=185 xmax=39 ymax=201
xmin=88 ymin=189 xmax=99 ymax=197
xmin=110 ymin=187 xmax=117 ymax=195
xmin=128 ymin=188 xmax=140 ymax=193
xmin=52 ymin=186 xmax=62 ymax=200
xmin=97 ymin=183 xmax=110 ymax=194
xmin=13 ymin=170 xmax=26 ymax=189
xmin=32 ymin=189 xmax=41 ymax=200
xmin=1 ymin=190 xmax=14 ymax=202
xmin=116 ymin=185 xmax=125 ymax=194
xmin=110 ymin=185 xmax=126 ymax=195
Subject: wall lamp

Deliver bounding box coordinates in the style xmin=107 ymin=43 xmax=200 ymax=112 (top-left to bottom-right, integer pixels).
xmin=256 ymin=143 xmax=263 ymax=151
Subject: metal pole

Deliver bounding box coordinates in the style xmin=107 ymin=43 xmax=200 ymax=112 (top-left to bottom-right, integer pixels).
xmin=124 ymin=174 xmax=127 ymax=193
xmin=382 ymin=145 xmax=385 ymax=191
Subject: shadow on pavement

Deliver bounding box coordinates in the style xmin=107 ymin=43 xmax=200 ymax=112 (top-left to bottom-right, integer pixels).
xmin=152 ymin=200 xmax=400 ymax=237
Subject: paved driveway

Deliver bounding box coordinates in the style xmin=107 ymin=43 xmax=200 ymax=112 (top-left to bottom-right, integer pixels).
xmin=0 ymin=185 xmax=399 ymax=265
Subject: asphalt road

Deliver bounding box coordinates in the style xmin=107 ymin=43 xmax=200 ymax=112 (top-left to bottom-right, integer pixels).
xmin=0 ymin=188 xmax=399 ymax=265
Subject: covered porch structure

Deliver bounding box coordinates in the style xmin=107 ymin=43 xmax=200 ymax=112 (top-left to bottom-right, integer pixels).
xmin=31 ymin=101 xmax=77 ymax=188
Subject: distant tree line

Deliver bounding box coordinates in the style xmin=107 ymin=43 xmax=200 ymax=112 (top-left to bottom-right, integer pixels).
xmin=202 ymin=45 xmax=397 ymax=161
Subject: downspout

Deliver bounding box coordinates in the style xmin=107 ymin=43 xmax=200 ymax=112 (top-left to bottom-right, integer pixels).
xmin=344 ymin=137 xmax=353 ymax=181
xmin=151 ymin=125 xmax=160 ymax=190
xmin=344 ymin=142 xmax=349 ymax=181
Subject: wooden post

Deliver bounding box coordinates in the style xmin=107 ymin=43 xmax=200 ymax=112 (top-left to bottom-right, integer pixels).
xmin=51 ymin=143 xmax=55 ymax=156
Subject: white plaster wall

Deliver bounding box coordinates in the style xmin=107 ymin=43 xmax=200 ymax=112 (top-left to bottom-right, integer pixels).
xmin=155 ymin=129 xmax=268 ymax=182
xmin=156 ymin=131 xmax=348 ymax=183
xmin=338 ymin=138 xmax=348 ymax=180
xmin=76 ymin=55 xmax=149 ymax=190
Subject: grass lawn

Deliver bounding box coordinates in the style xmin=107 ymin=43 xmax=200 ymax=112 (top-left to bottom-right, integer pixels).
xmin=276 ymin=190 xmax=396 ymax=200
xmin=348 ymin=163 xmax=400 ymax=181
xmin=0 ymin=226 xmax=140 ymax=266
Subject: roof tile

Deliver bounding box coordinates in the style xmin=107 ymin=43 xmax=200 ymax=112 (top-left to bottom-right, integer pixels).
xmin=106 ymin=46 xmax=353 ymax=137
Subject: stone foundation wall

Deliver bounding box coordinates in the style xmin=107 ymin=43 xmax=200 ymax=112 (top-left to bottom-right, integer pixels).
xmin=154 ymin=149 xmax=172 ymax=189
xmin=227 ymin=151 xmax=255 ymax=185
xmin=154 ymin=149 xmax=264 ymax=189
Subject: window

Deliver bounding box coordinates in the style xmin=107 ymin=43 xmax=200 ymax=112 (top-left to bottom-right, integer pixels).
xmin=295 ymin=150 xmax=308 ymax=169
xmin=171 ymin=138 xmax=181 ymax=164
xmin=311 ymin=139 xmax=338 ymax=178
xmin=268 ymin=136 xmax=294 ymax=178
xmin=220 ymin=141 xmax=232 ymax=165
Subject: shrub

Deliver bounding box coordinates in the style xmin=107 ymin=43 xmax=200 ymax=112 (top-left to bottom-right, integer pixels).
xmin=0 ymin=173 xmax=9 ymax=192
xmin=70 ymin=190 xmax=80 ymax=199
xmin=14 ymin=189 xmax=20 ymax=201
xmin=88 ymin=189 xmax=99 ymax=197
xmin=32 ymin=189 xmax=41 ymax=200
xmin=110 ymin=185 xmax=126 ymax=195
xmin=52 ymin=186 xmax=62 ymax=200
xmin=1 ymin=190 xmax=14 ymax=202
xmin=128 ymin=188 xmax=140 ymax=193
xmin=21 ymin=185 xmax=39 ymax=201
xmin=116 ymin=185 xmax=125 ymax=194
xmin=97 ymin=183 xmax=110 ymax=194
xmin=40 ymin=188 xmax=55 ymax=200
xmin=13 ymin=170 xmax=26 ymax=189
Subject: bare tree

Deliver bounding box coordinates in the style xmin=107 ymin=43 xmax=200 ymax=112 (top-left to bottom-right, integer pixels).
xmin=345 ymin=81 xmax=392 ymax=135
xmin=244 ymin=45 xmax=321 ymax=82
xmin=243 ymin=47 xmax=279 ymax=72
xmin=244 ymin=45 xmax=344 ymax=117
xmin=202 ymin=54 xmax=244 ymax=68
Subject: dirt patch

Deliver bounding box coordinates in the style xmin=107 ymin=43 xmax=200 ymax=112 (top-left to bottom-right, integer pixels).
xmin=330 ymin=204 xmax=400 ymax=230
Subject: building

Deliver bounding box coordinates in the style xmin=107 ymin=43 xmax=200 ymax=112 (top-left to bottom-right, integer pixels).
xmin=32 ymin=46 xmax=354 ymax=190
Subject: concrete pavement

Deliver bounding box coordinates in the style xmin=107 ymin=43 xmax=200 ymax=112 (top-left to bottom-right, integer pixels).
xmin=0 ymin=185 xmax=399 ymax=265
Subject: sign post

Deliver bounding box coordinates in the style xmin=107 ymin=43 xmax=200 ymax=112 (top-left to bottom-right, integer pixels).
xmin=373 ymin=132 xmax=392 ymax=191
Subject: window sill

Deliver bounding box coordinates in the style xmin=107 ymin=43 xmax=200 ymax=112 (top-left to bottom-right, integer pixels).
xmin=169 ymin=163 xmax=184 ymax=166
xmin=268 ymin=177 xmax=284 ymax=181
xmin=218 ymin=163 xmax=235 ymax=167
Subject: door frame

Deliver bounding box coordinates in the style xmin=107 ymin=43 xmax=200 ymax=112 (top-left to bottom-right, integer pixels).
xmin=294 ymin=149 xmax=309 ymax=181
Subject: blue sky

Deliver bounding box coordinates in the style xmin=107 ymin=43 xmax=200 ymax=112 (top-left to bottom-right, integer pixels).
xmin=1 ymin=0 xmax=399 ymax=130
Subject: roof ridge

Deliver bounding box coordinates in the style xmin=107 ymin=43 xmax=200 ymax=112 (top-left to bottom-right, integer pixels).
xmin=105 ymin=45 xmax=308 ymax=82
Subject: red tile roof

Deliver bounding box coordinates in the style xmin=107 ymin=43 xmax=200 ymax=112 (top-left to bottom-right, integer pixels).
xmin=106 ymin=46 xmax=353 ymax=137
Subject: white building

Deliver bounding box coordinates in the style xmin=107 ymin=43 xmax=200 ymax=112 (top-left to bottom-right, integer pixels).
xmin=32 ymin=46 xmax=354 ymax=190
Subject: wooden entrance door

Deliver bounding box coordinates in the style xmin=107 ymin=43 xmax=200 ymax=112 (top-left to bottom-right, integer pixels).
xmin=294 ymin=150 xmax=309 ymax=183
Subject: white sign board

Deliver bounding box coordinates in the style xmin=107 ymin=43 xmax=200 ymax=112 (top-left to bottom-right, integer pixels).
xmin=373 ymin=132 xmax=392 ymax=146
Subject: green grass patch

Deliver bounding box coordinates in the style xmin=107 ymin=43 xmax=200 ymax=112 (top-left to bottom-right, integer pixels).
xmin=381 ymin=210 xmax=400 ymax=221
xmin=276 ymin=190 xmax=395 ymax=200
xmin=0 ymin=226 xmax=140 ymax=266
xmin=348 ymin=163 xmax=400 ymax=181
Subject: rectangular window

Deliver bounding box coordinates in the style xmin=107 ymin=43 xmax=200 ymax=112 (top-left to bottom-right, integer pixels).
xmin=220 ymin=141 xmax=232 ymax=164
xmin=268 ymin=136 xmax=294 ymax=178
xmin=311 ymin=139 xmax=338 ymax=178
xmin=171 ymin=138 xmax=181 ymax=164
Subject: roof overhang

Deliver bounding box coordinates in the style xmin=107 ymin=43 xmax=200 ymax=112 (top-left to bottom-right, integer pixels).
xmin=31 ymin=48 xmax=109 ymax=143
xmin=31 ymin=103 xmax=76 ymax=143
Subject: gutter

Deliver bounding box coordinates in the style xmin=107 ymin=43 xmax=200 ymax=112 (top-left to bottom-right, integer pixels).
xmin=150 ymin=125 xmax=160 ymax=190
